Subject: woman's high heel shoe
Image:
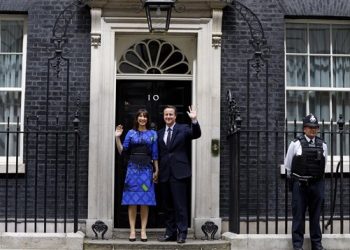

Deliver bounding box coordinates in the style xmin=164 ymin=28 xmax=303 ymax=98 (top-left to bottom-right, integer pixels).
xmin=140 ymin=231 xmax=147 ymax=242
xmin=129 ymin=231 xmax=136 ymax=242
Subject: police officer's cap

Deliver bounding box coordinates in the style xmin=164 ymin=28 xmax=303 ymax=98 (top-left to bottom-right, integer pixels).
xmin=303 ymin=114 xmax=319 ymax=128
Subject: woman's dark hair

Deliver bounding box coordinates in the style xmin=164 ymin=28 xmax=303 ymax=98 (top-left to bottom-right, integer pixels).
xmin=133 ymin=109 xmax=150 ymax=130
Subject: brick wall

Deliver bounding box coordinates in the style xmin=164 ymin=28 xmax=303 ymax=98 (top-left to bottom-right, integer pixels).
xmin=278 ymin=0 xmax=350 ymax=16
xmin=0 ymin=0 xmax=32 ymax=12
xmin=0 ymin=0 xmax=90 ymax=221
xmin=2 ymin=0 xmax=350 ymax=226
xmin=220 ymin=0 xmax=350 ymax=218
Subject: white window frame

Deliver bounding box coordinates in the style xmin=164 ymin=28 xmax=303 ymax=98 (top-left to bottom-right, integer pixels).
xmin=0 ymin=15 xmax=27 ymax=173
xmin=284 ymin=19 xmax=350 ymax=173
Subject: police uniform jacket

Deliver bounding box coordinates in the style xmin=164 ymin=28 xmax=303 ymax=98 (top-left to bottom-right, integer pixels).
xmin=284 ymin=135 xmax=327 ymax=177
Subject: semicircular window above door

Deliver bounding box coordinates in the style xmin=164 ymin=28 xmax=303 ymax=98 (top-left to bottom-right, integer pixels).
xmin=117 ymin=39 xmax=191 ymax=74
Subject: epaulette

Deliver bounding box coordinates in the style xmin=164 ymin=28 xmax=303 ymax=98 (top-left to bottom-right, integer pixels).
xmin=293 ymin=135 xmax=304 ymax=142
xmin=315 ymin=136 xmax=326 ymax=144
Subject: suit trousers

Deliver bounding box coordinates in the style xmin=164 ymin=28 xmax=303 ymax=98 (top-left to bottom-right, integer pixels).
xmin=292 ymin=179 xmax=325 ymax=250
xmin=159 ymin=176 xmax=189 ymax=238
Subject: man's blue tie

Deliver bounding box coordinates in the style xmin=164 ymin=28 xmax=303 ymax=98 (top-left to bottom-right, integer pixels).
xmin=166 ymin=128 xmax=172 ymax=146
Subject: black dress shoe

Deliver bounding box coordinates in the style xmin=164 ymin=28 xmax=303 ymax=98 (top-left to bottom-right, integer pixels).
xmin=177 ymin=235 xmax=186 ymax=244
xmin=312 ymin=247 xmax=325 ymax=250
xmin=158 ymin=234 xmax=177 ymax=242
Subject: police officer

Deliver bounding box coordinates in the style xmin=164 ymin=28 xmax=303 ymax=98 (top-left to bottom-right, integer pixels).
xmin=284 ymin=114 xmax=327 ymax=250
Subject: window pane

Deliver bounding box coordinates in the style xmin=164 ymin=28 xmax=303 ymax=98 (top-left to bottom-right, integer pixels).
xmin=162 ymin=51 xmax=183 ymax=69
xmin=286 ymin=55 xmax=307 ymax=86
xmin=286 ymin=24 xmax=307 ymax=53
xmin=332 ymin=92 xmax=350 ymax=122
xmin=0 ymin=91 xmax=21 ymax=122
xmin=333 ymin=57 xmax=350 ymax=88
xmin=1 ymin=21 xmax=23 ymax=53
xmin=125 ymin=50 xmax=145 ymax=68
xmin=118 ymin=62 xmax=144 ymax=73
xmin=325 ymin=124 xmax=349 ymax=157
xmin=163 ymin=63 xmax=189 ymax=74
xmin=148 ymin=40 xmax=160 ymax=65
xmin=159 ymin=43 xmax=172 ymax=65
xmin=0 ymin=54 xmax=22 ymax=87
xmin=134 ymin=43 xmax=150 ymax=66
xmin=309 ymin=24 xmax=330 ymax=54
xmin=329 ymin=124 xmax=349 ymax=156
xmin=332 ymin=25 xmax=350 ymax=54
xmin=0 ymin=124 xmax=19 ymax=157
xmin=321 ymin=125 xmax=330 ymax=154
xmin=286 ymin=91 xmax=306 ymax=120
xmin=286 ymin=123 xmax=303 ymax=145
xmin=309 ymin=91 xmax=330 ymax=121
xmin=310 ymin=56 xmax=330 ymax=87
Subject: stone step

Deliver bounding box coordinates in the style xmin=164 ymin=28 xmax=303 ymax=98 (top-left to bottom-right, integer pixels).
xmin=112 ymin=228 xmax=195 ymax=240
xmin=84 ymin=239 xmax=230 ymax=250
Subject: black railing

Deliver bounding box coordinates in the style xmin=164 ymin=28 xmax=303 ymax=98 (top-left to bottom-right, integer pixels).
xmin=224 ymin=0 xmax=350 ymax=235
xmin=228 ymin=112 xmax=350 ymax=234
xmin=0 ymin=115 xmax=80 ymax=233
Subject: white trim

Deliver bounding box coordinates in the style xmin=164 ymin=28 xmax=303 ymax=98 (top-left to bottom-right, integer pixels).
xmin=286 ymin=19 xmax=350 ymax=25
xmin=0 ymin=15 xmax=27 ymax=173
xmin=87 ymin=13 xmax=222 ymax=238
xmin=285 ymin=21 xmax=350 ymax=116
xmin=286 ymin=53 xmax=350 ymax=57
xmin=115 ymin=74 xmax=193 ymax=80
xmin=285 ymin=20 xmax=350 ymax=170
xmin=0 ymin=163 xmax=25 ymax=174
xmin=284 ymin=22 xmax=287 ymax=119
xmin=286 ymin=87 xmax=350 ymax=92
xmin=0 ymin=15 xmax=27 ymax=20
xmin=0 ymin=87 xmax=24 ymax=91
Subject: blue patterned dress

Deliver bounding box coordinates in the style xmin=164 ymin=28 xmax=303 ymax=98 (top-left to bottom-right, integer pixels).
xmin=121 ymin=129 xmax=158 ymax=206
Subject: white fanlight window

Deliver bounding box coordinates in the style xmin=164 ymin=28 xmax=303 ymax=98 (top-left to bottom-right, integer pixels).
xmin=0 ymin=16 xmax=27 ymax=170
xmin=117 ymin=39 xmax=191 ymax=75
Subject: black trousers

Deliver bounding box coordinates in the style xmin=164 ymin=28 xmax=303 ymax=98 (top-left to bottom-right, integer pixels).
xmin=159 ymin=177 xmax=189 ymax=238
xmin=292 ymin=179 xmax=325 ymax=250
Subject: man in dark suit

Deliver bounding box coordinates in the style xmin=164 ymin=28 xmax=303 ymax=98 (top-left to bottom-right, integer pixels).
xmin=157 ymin=105 xmax=201 ymax=244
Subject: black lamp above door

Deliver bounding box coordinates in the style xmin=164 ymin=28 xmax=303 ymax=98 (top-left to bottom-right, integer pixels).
xmin=143 ymin=0 xmax=176 ymax=32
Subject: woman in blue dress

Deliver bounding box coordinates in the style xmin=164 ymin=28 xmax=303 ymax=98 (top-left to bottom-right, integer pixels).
xmin=115 ymin=109 xmax=159 ymax=242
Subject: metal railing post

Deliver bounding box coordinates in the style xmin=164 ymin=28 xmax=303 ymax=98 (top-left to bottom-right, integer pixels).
xmin=229 ymin=113 xmax=242 ymax=233
xmin=73 ymin=114 xmax=80 ymax=233
xmin=337 ymin=114 xmax=344 ymax=233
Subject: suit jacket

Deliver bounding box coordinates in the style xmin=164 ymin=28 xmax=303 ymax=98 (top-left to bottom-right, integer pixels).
xmin=157 ymin=122 xmax=201 ymax=182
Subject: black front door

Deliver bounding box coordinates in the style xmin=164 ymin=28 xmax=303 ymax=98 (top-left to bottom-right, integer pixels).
xmin=114 ymin=79 xmax=192 ymax=228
